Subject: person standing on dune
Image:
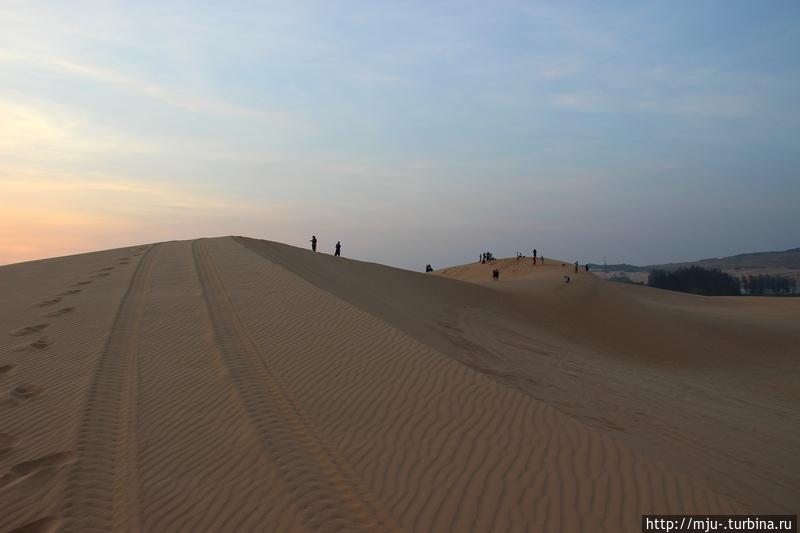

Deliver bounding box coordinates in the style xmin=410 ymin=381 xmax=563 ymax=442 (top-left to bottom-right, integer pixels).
xmin=335 ymin=241 xmax=341 ymax=257
xmin=533 ymin=248 xmax=537 ymax=265
xmin=310 ymin=235 xmax=317 ymax=252
xmin=574 ymin=260 xmax=579 ymax=273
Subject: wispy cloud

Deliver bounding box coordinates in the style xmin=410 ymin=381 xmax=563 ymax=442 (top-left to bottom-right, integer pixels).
xmin=551 ymin=92 xmax=607 ymax=112
xmin=0 ymin=51 xmax=308 ymax=128
xmin=0 ymin=175 xmax=258 ymax=215
xmin=50 ymin=59 xmax=269 ymax=119
xmin=0 ymin=100 xmax=156 ymax=156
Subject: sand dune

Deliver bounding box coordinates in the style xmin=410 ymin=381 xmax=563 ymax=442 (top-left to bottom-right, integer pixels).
xmin=1 ymin=238 xmax=796 ymax=532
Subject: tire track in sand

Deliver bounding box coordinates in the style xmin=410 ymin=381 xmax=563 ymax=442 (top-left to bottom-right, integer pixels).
xmin=192 ymin=239 xmax=400 ymax=533
xmin=62 ymin=244 xmax=160 ymax=532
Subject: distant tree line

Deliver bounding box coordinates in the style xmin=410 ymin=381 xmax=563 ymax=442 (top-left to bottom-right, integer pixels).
xmin=742 ymin=274 xmax=797 ymax=296
xmin=608 ymin=273 xmax=645 ymax=285
xmin=648 ymin=266 xmax=798 ymax=296
xmin=608 ymin=273 xmax=633 ymax=283
xmin=648 ymin=266 xmax=742 ymax=296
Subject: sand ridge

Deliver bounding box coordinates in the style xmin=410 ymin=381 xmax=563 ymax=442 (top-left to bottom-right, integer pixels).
xmin=1 ymin=237 xmax=790 ymax=531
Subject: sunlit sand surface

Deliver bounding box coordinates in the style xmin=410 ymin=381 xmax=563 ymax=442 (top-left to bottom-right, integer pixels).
xmin=1 ymin=237 xmax=797 ymax=531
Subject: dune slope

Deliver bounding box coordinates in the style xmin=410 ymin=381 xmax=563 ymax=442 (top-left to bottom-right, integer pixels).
xmin=0 ymin=237 xmax=794 ymax=532
xmin=238 ymin=241 xmax=800 ymax=513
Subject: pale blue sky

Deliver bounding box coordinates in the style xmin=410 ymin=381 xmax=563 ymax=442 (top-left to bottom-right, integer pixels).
xmin=1 ymin=1 xmax=798 ymax=268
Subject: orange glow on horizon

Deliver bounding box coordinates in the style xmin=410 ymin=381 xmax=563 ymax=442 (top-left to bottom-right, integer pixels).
xmin=0 ymin=176 xmax=276 ymax=266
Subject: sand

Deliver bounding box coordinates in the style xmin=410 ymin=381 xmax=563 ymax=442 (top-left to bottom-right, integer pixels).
xmin=1 ymin=237 xmax=797 ymax=532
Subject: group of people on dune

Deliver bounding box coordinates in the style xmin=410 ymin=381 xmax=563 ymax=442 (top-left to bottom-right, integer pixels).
xmin=493 ymin=248 xmax=544 ymax=281
xmin=488 ymin=248 xmax=590 ymax=283
xmin=514 ymin=248 xmax=541 ymax=264
xmin=310 ymin=237 xmax=588 ymax=285
xmin=309 ymin=235 xmax=341 ymax=257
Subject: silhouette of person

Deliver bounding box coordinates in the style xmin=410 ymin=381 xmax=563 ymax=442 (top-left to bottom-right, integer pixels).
xmin=533 ymin=248 xmax=537 ymax=264
xmin=585 ymin=264 xmax=589 ymax=272
xmin=426 ymin=264 xmax=433 ymax=273
xmin=335 ymin=241 xmax=341 ymax=257
xmin=492 ymin=268 xmax=500 ymax=280
xmin=310 ymin=235 xmax=317 ymax=252
xmin=574 ymin=260 xmax=579 ymax=273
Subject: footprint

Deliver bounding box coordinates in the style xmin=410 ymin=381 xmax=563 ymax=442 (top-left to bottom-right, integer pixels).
xmin=0 ymin=451 xmax=75 ymax=489
xmin=92 ymin=272 xmax=110 ymax=278
xmin=98 ymin=267 xmax=115 ymax=272
xmin=58 ymin=289 xmax=82 ymax=296
xmin=14 ymin=336 xmax=51 ymax=352
xmin=8 ymin=516 xmax=61 ymax=533
xmin=74 ymin=280 xmax=93 ymax=286
xmin=34 ymin=297 xmax=62 ymax=308
xmin=10 ymin=383 xmax=44 ymax=403
xmin=43 ymin=307 xmax=75 ymax=318
xmin=0 ymin=364 xmax=13 ymax=377
xmin=30 ymin=337 xmax=51 ymax=350
xmin=10 ymin=324 xmax=49 ymax=337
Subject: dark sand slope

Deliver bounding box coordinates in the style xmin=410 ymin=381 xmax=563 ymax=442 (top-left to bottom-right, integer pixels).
xmin=0 ymin=237 xmax=794 ymax=532
xmin=239 ymin=239 xmax=800 ymax=513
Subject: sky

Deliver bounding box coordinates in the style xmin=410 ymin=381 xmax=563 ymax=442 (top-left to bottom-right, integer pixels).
xmin=1 ymin=0 xmax=799 ymax=270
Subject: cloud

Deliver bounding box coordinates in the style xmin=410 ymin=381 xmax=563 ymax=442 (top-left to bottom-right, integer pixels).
xmin=50 ymin=59 xmax=264 ymax=118
xmin=349 ymin=69 xmax=412 ymax=88
xmin=0 ymin=100 xmax=156 ymax=157
xmin=551 ymin=92 xmax=607 ymax=111
xmin=548 ymin=90 xmax=758 ymax=118
xmin=0 ymin=175 xmax=258 ymax=214
xmin=537 ymin=58 xmax=584 ymax=80
xmin=0 ymin=101 xmax=72 ymax=148
xmin=634 ymin=94 xmax=754 ymax=118
xmin=0 ymin=51 xmax=307 ymax=128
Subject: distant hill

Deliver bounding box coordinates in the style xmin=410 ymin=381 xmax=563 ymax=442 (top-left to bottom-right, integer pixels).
xmin=587 ymin=263 xmax=647 ymax=273
xmin=649 ymin=248 xmax=800 ymax=272
xmin=589 ymin=247 xmax=800 ymax=274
